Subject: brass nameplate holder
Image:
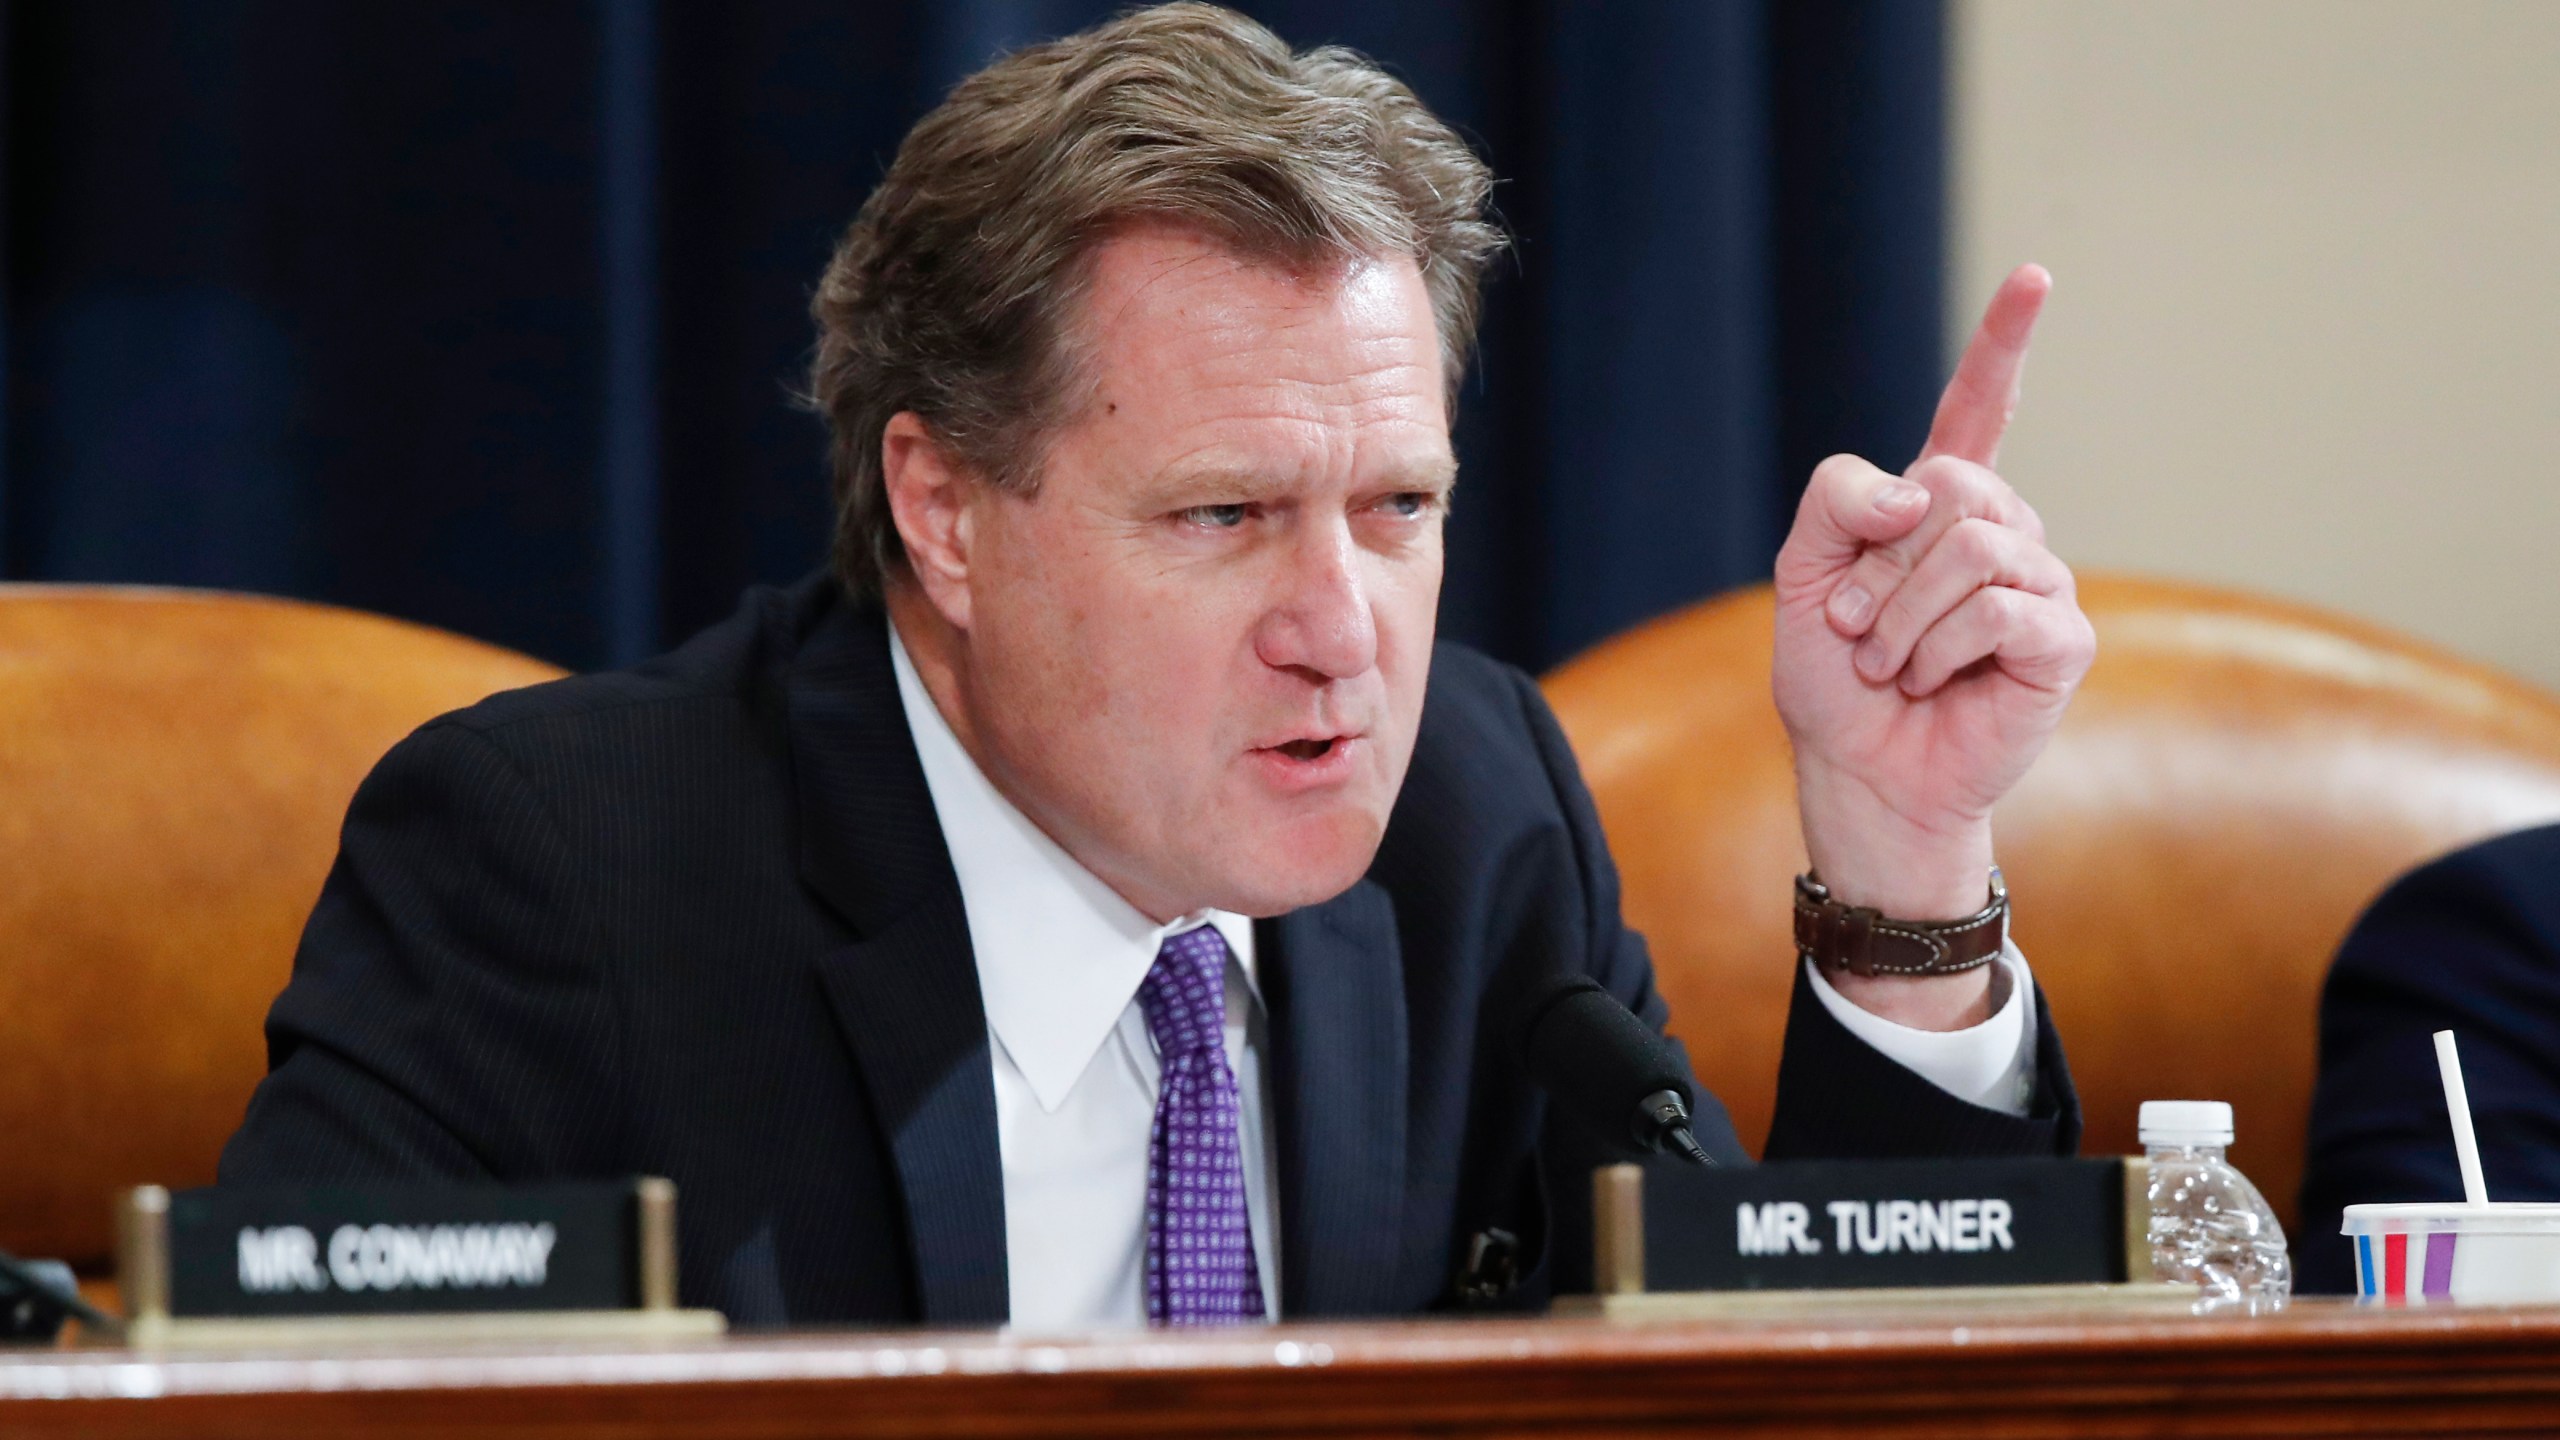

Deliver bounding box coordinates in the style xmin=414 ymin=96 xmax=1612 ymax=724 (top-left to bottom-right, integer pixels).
xmin=1566 ymin=1156 xmax=2181 ymax=1318
xmin=113 ymin=1176 xmax=724 ymax=1348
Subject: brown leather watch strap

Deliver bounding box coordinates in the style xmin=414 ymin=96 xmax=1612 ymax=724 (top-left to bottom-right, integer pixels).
xmin=1792 ymin=868 xmax=2007 ymax=978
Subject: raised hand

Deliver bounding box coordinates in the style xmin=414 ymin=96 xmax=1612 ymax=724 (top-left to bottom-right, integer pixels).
xmin=1770 ymin=265 xmax=2095 ymax=1022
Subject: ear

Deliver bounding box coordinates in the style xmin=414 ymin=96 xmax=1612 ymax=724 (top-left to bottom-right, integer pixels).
xmin=880 ymin=411 xmax=977 ymax=631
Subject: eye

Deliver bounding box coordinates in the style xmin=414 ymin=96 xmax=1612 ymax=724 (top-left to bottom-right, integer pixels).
xmin=1374 ymin=492 xmax=1437 ymax=520
xmin=1179 ymin=503 xmax=1250 ymax=530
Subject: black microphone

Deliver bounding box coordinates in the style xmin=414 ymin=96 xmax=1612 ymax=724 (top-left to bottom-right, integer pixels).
xmin=1518 ymin=976 xmax=1715 ymax=1166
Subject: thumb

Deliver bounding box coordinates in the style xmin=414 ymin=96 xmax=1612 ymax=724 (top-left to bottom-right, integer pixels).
xmin=1775 ymin=454 xmax=1929 ymax=592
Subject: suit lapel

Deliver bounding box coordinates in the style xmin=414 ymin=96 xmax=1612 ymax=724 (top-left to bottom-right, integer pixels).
xmin=789 ymin=597 xmax=1008 ymax=1325
xmin=814 ymin=896 xmax=1008 ymax=1324
xmin=1264 ymin=879 xmax=1408 ymax=1317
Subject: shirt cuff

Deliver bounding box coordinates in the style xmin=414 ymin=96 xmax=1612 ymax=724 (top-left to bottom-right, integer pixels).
xmin=1802 ymin=942 xmax=2038 ymax=1117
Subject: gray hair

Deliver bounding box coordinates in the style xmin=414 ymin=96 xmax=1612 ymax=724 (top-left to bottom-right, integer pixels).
xmin=806 ymin=1 xmax=1505 ymax=596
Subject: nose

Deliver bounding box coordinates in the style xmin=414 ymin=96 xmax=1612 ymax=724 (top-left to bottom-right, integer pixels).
xmin=1253 ymin=512 xmax=1378 ymax=682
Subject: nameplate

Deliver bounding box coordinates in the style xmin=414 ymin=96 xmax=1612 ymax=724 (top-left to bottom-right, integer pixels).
xmin=1592 ymin=1157 xmax=2149 ymax=1295
xmin=151 ymin=1181 xmax=661 ymax=1319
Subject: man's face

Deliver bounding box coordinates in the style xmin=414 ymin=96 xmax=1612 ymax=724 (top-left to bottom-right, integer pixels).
xmin=947 ymin=224 xmax=1452 ymax=921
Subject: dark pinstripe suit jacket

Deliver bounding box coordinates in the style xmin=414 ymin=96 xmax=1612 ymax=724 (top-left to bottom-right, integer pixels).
xmin=220 ymin=573 xmax=2080 ymax=1324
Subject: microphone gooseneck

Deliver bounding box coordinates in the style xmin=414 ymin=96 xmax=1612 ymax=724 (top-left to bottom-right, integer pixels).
xmin=1518 ymin=976 xmax=1716 ymax=1166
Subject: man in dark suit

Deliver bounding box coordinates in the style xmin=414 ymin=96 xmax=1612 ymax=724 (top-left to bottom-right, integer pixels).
xmin=222 ymin=4 xmax=2096 ymax=1326
xmin=2299 ymin=823 xmax=2560 ymax=1293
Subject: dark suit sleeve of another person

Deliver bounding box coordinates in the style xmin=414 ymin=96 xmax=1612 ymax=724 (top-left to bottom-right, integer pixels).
xmin=1505 ymin=667 xmax=2080 ymax=1164
xmin=220 ymin=718 xmax=625 ymax=1183
xmin=2298 ymin=824 xmax=2560 ymax=1294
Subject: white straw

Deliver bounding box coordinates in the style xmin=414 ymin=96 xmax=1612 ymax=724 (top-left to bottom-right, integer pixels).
xmin=2435 ymin=1029 xmax=2491 ymax=1205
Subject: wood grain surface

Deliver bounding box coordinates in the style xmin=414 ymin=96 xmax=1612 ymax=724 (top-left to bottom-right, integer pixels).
xmin=8 ymin=1296 xmax=2560 ymax=1438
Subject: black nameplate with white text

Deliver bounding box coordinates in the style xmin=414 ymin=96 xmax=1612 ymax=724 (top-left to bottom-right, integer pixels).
xmin=1636 ymin=1157 xmax=2131 ymax=1291
xmin=166 ymin=1183 xmax=642 ymax=1317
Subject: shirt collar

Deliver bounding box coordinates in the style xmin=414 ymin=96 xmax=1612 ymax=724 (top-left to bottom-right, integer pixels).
xmin=888 ymin=619 xmax=1256 ymax=1113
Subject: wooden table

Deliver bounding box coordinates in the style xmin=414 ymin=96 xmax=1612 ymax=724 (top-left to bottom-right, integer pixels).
xmin=5 ymin=1296 xmax=2557 ymax=1438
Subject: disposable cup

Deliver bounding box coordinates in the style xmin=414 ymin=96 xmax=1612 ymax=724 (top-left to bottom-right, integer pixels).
xmin=2341 ymin=1203 xmax=2560 ymax=1304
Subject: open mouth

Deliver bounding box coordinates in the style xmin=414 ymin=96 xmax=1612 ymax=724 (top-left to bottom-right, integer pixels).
xmin=1251 ymin=731 xmax=1360 ymax=790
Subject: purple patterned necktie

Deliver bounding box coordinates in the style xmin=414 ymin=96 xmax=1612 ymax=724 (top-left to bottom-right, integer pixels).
xmin=1137 ymin=925 xmax=1266 ymax=1325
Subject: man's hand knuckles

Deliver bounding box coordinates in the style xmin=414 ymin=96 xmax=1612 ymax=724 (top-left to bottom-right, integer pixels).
xmin=1870 ymin=588 xmax=1945 ymax=661
xmin=1843 ymin=550 xmax=1912 ymax=609
xmin=2013 ymin=496 xmax=2050 ymax=546
xmin=1937 ymin=515 xmax=2076 ymax=600
xmin=1870 ymin=522 xmax=2005 ymax=641
xmin=1907 ymin=453 xmax=1986 ymax=494
xmin=1908 ymin=454 xmax=2037 ymax=530
xmin=1920 ymin=588 xmax=2018 ymax=672
xmin=2055 ymin=609 xmax=2100 ymax=673
xmin=1905 ymin=627 xmax=1980 ymax=695
xmin=1996 ymin=594 xmax=2097 ymax=679
xmin=1942 ymin=516 xmax=2008 ymax=571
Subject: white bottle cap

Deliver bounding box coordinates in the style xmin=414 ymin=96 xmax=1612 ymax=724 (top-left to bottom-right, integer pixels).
xmin=2139 ymin=1099 xmax=2235 ymax=1146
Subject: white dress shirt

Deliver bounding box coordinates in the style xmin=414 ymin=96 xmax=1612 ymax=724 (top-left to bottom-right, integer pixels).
xmin=1805 ymin=949 xmax=2039 ymax=1117
xmin=890 ymin=627 xmax=1279 ymax=1330
xmin=887 ymin=619 xmax=2035 ymax=1330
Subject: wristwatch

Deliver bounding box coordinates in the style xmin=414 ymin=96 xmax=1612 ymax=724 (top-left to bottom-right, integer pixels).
xmin=1793 ymin=867 xmax=2007 ymax=978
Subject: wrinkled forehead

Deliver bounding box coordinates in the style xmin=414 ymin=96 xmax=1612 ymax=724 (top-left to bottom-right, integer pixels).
xmin=1056 ymin=223 xmax=1452 ymax=476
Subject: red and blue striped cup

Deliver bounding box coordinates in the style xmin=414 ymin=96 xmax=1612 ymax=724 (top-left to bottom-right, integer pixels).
xmin=2342 ymin=1204 xmax=2560 ymax=1304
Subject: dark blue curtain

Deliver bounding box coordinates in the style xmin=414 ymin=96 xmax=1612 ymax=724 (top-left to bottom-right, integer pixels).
xmin=0 ymin=0 xmax=1943 ymax=674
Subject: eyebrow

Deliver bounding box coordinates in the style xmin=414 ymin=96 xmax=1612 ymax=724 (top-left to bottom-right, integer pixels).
xmin=1136 ymin=459 xmax=1459 ymax=511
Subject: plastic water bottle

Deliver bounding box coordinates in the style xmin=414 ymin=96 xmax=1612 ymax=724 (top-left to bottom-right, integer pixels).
xmin=2141 ymin=1100 xmax=2291 ymax=1312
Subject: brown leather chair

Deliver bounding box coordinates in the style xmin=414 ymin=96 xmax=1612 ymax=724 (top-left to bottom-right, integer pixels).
xmin=1541 ymin=574 xmax=2560 ymax=1230
xmin=0 ymin=586 xmax=563 ymax=1278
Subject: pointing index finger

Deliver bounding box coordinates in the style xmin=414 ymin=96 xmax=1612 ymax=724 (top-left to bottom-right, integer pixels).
xmin=1918 ymin=263 xmax=2051 ymax=469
